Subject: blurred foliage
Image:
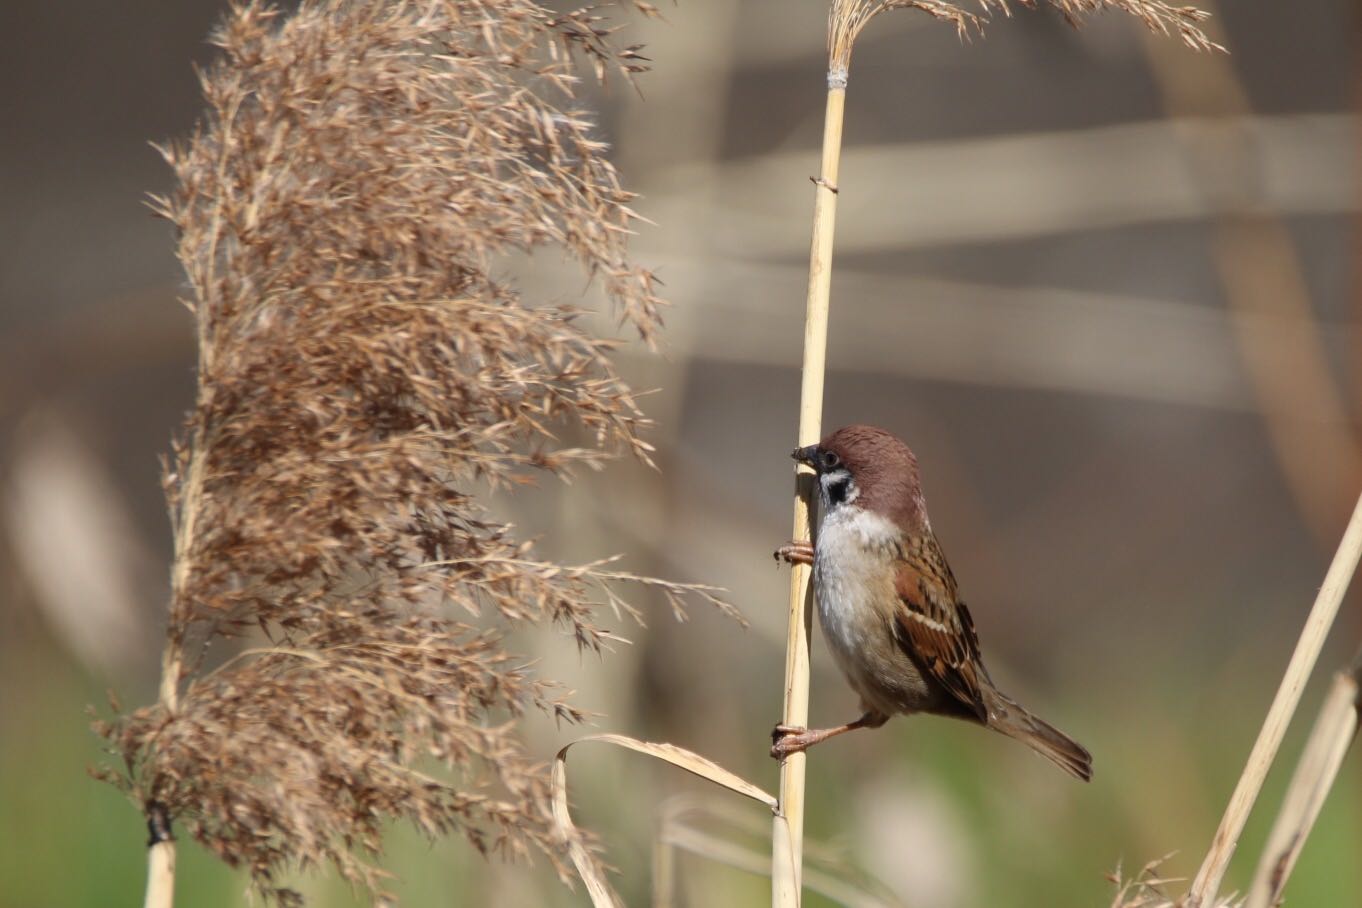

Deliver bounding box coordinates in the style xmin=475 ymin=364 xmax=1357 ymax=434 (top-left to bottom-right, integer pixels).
xmin=3 ymin=609 xmax=1360 ymax=905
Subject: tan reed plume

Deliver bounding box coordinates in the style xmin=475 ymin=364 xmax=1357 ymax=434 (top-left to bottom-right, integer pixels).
xmin=90 ymin=2 xmax=737 ymax=905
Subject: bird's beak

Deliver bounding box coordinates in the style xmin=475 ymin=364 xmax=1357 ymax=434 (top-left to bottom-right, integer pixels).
xmin=791 ymin=444 xmax=819 ymax=467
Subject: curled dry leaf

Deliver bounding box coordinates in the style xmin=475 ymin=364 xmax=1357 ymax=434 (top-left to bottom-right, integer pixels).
xmin=551 ymin=734 xmax=778 ymax=907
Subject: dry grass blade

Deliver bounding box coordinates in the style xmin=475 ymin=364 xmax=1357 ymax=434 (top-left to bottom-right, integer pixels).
xmin=89 ymin=1 xmax=739 ymax=904
xmin=551 ymin=734 xmax=777 ymax=907
xmin=1245 ymin=667 xmax=1362 ymax=908
xmin=1186 ymin=489 xmax=1362 ymax=906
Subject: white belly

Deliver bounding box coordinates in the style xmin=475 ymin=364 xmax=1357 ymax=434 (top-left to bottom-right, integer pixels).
xmin=812 ymin=506 xmax=924 ymax=715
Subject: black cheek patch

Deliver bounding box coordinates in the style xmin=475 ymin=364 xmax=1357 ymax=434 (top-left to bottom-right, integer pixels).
xmin=825 ymin=472 xmax=852 ymax=506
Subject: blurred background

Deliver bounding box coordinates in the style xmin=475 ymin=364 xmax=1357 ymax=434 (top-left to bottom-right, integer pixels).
xmin=4 ymin=1 xmax=1361 ymax=905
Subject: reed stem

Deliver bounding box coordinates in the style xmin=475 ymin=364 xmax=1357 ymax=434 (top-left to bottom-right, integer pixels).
xmin=143 ymin=802 xmax=175 ymax=908
xmin=139 ymin=427 xmax=204 ymax=908
xmin=1244 ymin=665 xmax=1361 ymax=908
xmin=771 ymin=66 xmax=847 ymax=908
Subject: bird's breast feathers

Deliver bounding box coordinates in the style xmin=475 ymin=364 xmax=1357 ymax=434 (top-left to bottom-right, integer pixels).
xmin=812 ymin=506 xmax=902 ymax=669
xmin=814 ymin=503 xmax=903 ymax=576
xmin=812 ymin=502 xmax=959 ymax=715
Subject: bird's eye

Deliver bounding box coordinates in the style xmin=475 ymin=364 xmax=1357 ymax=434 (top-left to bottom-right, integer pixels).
xmin=823 ymin=451 xmax=840 ymax=469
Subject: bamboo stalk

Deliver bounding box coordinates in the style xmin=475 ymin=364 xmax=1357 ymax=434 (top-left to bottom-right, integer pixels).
xmin=1244 ymin=665 xmax=1362 ymax=908
xmin=772 ymin=69 xmax=845 ymax=908
xmin=1186 ymin=489 xmax=1362 ymax=906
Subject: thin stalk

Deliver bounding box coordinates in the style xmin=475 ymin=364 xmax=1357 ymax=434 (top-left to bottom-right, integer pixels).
xmin=771 ymin=61 xmax=847 ymax=908
xmin=1244 ymin=665 xmax=1361 ymax=908
xmin=140 ymin=423 xmax=207 ymax=908
xmin=144 ymin=846 xmax=175 ymax=908
xmin=144 ymin=802 xmax=175 ymax=908
xmin=1187 ymin=489 xmax=1362 ymax=906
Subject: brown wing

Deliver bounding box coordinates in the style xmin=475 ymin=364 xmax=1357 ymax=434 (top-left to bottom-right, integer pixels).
xmin=891 ymin=533 xmax=988 ymax=722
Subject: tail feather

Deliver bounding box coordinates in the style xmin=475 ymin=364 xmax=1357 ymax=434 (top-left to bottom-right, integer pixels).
xmin=982 ymin=688 xmax=1092 ymax=782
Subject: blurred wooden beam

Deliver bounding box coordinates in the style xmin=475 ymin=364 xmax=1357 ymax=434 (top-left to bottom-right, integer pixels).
xmin=642 ymin=114 xmax=1356 ymax=254
xmin=1140 ymin=9 xmax=1362 ymax=543
xmin=590 ymin=260 xmax=1355 ymax=416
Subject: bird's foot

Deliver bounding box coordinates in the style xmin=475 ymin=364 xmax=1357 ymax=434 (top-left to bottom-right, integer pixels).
xmin=773 ymin=541 xmax=814 ymax=567
xmin=770 ymin=723 xmax=816 ymax=759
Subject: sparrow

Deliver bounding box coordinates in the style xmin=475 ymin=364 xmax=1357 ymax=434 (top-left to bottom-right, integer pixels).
xmin=773 ymin=424 xmax=1092 ymax=781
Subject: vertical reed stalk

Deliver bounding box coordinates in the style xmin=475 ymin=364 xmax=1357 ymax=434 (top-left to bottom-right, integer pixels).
xmin=772 ymin=3 xmax=991 ymax=901
xmin=141 ymin=429 xmax=203 ymax=908
xmin=772 ymin=71 xmax=845 ymax=907
xmin=1187 ymin=489 xmax=1362 ymax=906
xmin=144 ymin=820 xmax=175 ymax=908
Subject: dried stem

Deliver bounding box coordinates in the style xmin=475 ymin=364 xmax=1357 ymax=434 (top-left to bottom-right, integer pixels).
xmin=144 ymin=801 xmax=175 ymax=908
xmin=774 ymin=3 xmax=1217 ymax=905
xmin=771 ymin=5 xmax=851 ymax=904
xmin=144 ymin=847 xmax=174 ymax=908
xmin=1187 ymin=490 xmax=1362 ymax=906
xmin=1244 ymin=662 xmax=1362 ymax=908
xmin=142 ymin=424 xmax=205 ymax=904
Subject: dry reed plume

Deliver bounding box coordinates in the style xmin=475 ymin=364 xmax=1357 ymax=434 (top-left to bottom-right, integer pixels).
xmin=89 ymin=1 xmax=736 ymax=904
xmin=829 ymin=1 xmax=1220 ymax=51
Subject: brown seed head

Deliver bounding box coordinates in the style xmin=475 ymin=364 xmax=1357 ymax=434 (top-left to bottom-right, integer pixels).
xmin=88 ymin=2 xmax=740 ymax=904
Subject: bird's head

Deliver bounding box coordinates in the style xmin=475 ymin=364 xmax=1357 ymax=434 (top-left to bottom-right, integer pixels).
xmin=792 ymin=424 xmax=927 ymax=531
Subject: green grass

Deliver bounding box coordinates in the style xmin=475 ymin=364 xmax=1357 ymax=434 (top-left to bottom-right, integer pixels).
xmin=6 ymin=625 xmax=1358 ymax=907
